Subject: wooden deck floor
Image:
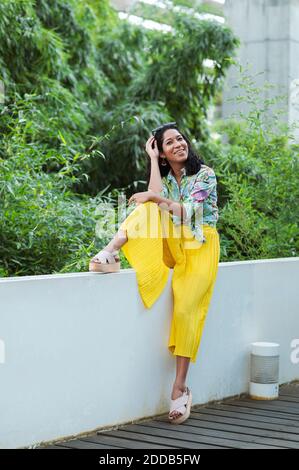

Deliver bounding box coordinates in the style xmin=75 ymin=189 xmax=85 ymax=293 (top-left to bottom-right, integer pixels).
xmin=40 ymin=382 xmax=299 ymax=449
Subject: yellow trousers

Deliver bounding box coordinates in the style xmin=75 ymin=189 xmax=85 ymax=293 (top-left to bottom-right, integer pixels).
xmin=119 ymin=201 xmax=220 ymax=363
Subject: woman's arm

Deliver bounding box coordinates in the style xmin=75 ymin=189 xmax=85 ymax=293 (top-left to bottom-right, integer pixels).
xmin=145 ymin=136 xmax=163 ymax=193
xmin=128 ymin=191 xmax=187 ymax=221
xmin=148 ymin=158 xmax=163 ymax=193
xmin=150 ymin=193 xmax=187 ymax=220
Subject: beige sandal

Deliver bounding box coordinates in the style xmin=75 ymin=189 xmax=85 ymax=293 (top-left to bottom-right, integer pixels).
xmin=168 ymin=387 xmax=192 ymax=425
xmin=89 ymin=249 xmax=120 ymax=273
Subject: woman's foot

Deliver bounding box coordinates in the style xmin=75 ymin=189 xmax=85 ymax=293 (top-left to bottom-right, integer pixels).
xmin=169 ymin=384 xmax=187 ymax=420
xmin=169 ymin=385 xmax=192 ymax=424
xmin=89 ymin=229 xmax=127 ymax=270
xmin=89 ymin=246 xmax=120 ymax=273
xmin=91 ymin=247 xmax=120 ymax=264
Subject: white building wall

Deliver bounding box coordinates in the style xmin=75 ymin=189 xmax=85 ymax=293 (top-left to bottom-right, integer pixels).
xmin=222 ymin=0 xmax=299 ymax=140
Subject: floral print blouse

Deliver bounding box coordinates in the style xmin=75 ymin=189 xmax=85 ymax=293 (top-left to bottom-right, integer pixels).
xmin=159 ymin=165 xmax=219 ymax=244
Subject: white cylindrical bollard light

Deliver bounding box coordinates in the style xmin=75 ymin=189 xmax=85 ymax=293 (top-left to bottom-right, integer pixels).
xmin=249 ymin=342 xmax=279 ymax=400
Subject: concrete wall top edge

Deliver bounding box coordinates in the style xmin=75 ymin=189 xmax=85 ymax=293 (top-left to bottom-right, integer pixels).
xmin=0 ymin=257 xmax=298 ymax=283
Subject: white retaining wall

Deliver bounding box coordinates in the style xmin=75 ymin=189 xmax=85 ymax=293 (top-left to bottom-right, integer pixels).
xmin=0 ymin=257 xmax=298 ymax=448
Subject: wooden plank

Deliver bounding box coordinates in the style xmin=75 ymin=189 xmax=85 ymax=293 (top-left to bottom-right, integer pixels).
xmin=99 ymin=429 xmax=224 ymax=449
xmin=198 ymin=406 xmax=299 ymax=429
xmin=280 ymin=387 xmax=299 ymax=394
xmin=188 ymin=412 xmax=299 ymax=441
xmin=118 ymin=425 xmax=234 ymax=449
xmin=95 ymin=432 xmax=179 ymax=449
xmin=206 ymin=403 xmax=299 ymax=423
xmin=239 ymin=398 xmax=299 ymax=411
xmin=154 ymin=416 xmax=299 ymax=448
xmin=39 ymin=445 xmax=70 ymax=449
xmin=56 ymin=439 xmax=122 ymax=449
xmin=224 ymin=399 xmax=299 ymax=416
xmin=277 ymin=396 xmax=299 ymax=404
xmin=279 ymin=394 xmax=299 ymax=401
xmin=280 ymin=384 xmax=299 ymax=396
xmin=122 ymin=423 xmax=284 ymax=449
xmin=146 ymin=419 xmax=288 ymax=449
xmin=191 ymin=410 xmax=299 ymax=435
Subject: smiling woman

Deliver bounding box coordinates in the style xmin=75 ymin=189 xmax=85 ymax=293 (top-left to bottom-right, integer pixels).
xmin=89 ymin=122 xmax=220 ymax=426
xmin=145 ymin=123 xmax=218 ymax=244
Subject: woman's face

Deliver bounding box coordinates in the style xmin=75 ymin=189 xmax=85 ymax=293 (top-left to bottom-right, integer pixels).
xmin=160 ymin=128 xmax=188 ymax=164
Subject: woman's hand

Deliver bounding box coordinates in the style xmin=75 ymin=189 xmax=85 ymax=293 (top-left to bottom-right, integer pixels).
xmin=128 ymin=190 xmax=157 ymax=205
xmin=145 ymin=135 xmax=159 ymax=161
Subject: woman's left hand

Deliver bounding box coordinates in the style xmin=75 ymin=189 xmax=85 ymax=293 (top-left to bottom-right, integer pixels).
xmin=128 ymin=190 xmax=156 ymax=205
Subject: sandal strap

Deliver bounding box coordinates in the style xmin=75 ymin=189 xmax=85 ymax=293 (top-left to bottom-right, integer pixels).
xmin=93 ymin=250 xmax=119 ymax=263
xmin=169 ymin=393 xmax=188 ymax=414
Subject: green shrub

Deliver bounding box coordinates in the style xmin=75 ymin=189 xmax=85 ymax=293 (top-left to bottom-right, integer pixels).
xmin=0 ymin=94 xmax=128 ymax=275
xmin=200 ymin=76 xmax=299 ymax=261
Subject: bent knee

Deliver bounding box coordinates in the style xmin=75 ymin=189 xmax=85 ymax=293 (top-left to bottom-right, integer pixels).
xmin=143 ymin=201 xmax=158 ymax=208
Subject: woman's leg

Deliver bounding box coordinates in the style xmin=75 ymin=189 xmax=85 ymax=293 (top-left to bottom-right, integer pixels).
xmin=91 ymin=228 xmax=128 ymax=266
xmin=168 ymin=225 xmax=220 ymax=421
xmin=168 ymin=225 xmax=220 ymax=364
xmin=119 ymin=201 xmax=174 ymax=308
xmin=103 ymin=229 xmax=128 ymax=253
xmin=170 ymin=356 xmax=191 ymax=419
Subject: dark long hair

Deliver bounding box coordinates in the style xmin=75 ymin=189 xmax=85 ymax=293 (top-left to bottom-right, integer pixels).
xmin=146 ymin=123 xmax=204 ymax=185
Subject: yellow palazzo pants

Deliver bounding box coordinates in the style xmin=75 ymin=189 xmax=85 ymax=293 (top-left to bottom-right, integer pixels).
xmin=119 ymin=201 xmax=220 ymax=363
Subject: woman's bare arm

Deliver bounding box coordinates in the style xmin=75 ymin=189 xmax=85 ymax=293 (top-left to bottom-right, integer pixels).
xmin=145 ymin=136 xmax=163 ymax=193
xmin=150 ymin=193 xmax=187 ymax=220
xmin=148 ymin=158 xmax=163 ymax=193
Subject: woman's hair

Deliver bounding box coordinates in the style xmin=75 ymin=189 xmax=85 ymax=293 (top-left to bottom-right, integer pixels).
xmin=146 ymin=123 xmax=204 ymax=186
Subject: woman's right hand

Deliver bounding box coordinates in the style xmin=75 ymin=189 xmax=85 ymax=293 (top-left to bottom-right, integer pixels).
xmin=145 ymin=135 xmax=159 ymax=161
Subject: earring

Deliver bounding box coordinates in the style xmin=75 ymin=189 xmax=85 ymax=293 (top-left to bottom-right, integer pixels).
xmin=161 ymin=158 xmax=167 ymax=166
